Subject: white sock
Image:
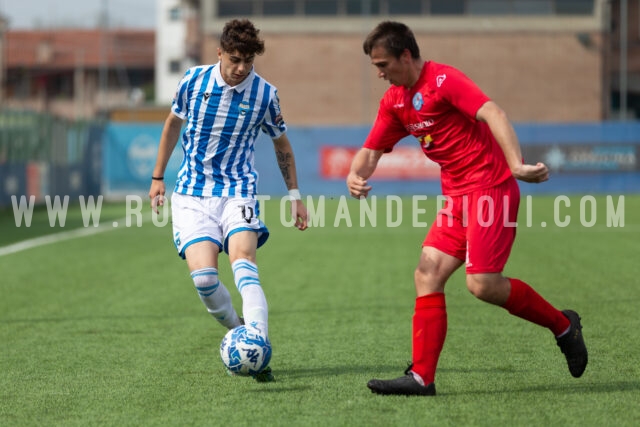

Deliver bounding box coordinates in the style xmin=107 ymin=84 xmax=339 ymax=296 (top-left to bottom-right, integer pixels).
xmin=232 ymin=259 xmax=268 ymax=337
xmin=191 ymin=267 xmax=242 ymax=329
xmin=410 ymin=371 xmax=426 ymax=386
xmin=556 ymin=325 xmax=571 ymax=338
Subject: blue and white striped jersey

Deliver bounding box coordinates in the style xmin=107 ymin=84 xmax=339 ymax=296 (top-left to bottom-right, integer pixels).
xmin=171 ymin=63 xmax=287 ymax=197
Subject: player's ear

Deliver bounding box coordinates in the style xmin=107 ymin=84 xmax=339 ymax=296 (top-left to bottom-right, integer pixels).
xmin=401 ymin=48 xmax=412 ymax=62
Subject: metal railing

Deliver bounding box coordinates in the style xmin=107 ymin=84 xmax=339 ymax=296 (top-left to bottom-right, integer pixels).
xmin=0 ymin=109 xmax=105 ymax=208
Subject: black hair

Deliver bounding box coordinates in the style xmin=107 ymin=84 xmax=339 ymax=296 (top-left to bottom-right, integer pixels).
xmin=363 ymin=21 xmax=420 ymax=59
xmin=220 ymin=19 xmax=265 ymax=56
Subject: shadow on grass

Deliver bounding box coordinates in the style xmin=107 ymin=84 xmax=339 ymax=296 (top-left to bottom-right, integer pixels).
xmin=281 ymin=365 xmax=398 ymax=378
xmin=273 ymin=365 xmax=523 ymax=387
xmin=248 ymin=385 xmax=314 ymax=394
xmin=0 ymin=313 xmax=196 ymax=324
xmin=281 ymin=364 xmax=525 ymax=379
xmin=444 ymin=380 xmax=640 ymax=396
xmin=264 ymin=365 xmax=640 ymax=397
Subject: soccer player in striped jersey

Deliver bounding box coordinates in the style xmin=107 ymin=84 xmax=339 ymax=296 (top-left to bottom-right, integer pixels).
xmin=347 ymin=21 xmax=587 ymax=396
xmin=149 ymin=19 xmax=308 ymax=382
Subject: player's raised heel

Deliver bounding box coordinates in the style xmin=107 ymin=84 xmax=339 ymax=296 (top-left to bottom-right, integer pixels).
xmin=556 ymin=309 xmax=588 ymax=378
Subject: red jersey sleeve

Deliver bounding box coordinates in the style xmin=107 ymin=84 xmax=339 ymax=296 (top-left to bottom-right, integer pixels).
xmin=363 ymin=94 xmax=409 ymax=152
xmin=437 ymin=65 xmax=490 ymax=120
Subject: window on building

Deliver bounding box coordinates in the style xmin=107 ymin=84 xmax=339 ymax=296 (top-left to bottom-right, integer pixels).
xmin=169 ymin=6 xmax=182 ymax=21
xmin=468 ymin=0 xmax=513 ymax=15
xmin=49 ymin=73 xmax=73 ymax=99
xmin=555 ymin=0 xmax=594 ymax=15
xmin=306 ymin=0 xmax=339 ymax=15
xmin=468 ymin=0 xmax=550 ymax=15
xmin=345 ymin=0 xmax=380 ymax=15
xmin=514 ymin=0 xmax=554 ymax=15
xmin=169 ymin=60 xmax=182 ymax=74
xmin=219 ymin=0 xmax=254 ymax=16
xmin=388 ymin=0 xmax=423 ymax=15
xmin=263 ymin=0 xmax=297 ymax=16
xmin=429 ymin=0 xmax=465 ymax=15
xmin=214 ymin=0 xmax=595 ymax=18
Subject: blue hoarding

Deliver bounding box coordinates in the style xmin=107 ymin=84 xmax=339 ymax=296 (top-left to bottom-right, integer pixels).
xmin=101 ymin=122 xmax=640 ymax=198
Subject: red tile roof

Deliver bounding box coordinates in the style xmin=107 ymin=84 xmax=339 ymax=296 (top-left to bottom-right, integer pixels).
xmin=6 ymin=29 xmax=155 ymax=69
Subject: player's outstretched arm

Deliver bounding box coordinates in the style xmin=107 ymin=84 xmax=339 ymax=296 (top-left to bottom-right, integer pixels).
xmin=272 ymin=134 xmax=308 ymax=231
xmin=149 ymin=112 xmax=184 ymax=213
xmin=476 ymin=101 xmax=549 ymax=184
xmin=347 ymin=148 xmax=383 ymax=199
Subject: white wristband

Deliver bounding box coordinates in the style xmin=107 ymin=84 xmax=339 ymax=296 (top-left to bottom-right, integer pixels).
xmin=288 ymin=189 xmax=302 ymax=201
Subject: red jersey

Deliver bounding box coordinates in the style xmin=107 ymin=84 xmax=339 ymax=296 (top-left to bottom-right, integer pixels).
xmin=363 ymin=61 xmax=513 ymax=196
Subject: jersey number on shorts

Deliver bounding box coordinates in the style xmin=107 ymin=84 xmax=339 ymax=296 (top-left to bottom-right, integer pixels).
xmin=241 ymin=206 xmax=254 ymax=223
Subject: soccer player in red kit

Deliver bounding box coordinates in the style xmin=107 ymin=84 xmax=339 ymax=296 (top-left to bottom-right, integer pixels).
xmin=347 ymin=21 xmax=588 ymax=396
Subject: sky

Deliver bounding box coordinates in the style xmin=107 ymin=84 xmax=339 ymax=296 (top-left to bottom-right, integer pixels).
xmin=0 ymin=0 xmax=156 ymax=29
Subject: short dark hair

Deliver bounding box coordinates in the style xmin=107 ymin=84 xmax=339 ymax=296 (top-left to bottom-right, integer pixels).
xmin=220 ymin=19 xmax=265 ymax=56
xmin=363 ymin=21 xmax=420 ymax=59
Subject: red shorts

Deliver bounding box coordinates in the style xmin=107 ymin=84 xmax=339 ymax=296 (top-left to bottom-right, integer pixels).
xmin=423 ymin=177 xmax=520 ymax=274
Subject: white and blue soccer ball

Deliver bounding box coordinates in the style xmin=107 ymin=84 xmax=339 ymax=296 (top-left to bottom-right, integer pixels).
xmin=220 ymin=325 xmax=272 ymax=376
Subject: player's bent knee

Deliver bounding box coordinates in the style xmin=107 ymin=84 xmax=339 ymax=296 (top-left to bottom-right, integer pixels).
xmin=466 ymin=280 xmax=486 ymax=300
xmin=465 ymin=274 xmax=508 ymax=304
xmin=414 ymin=266 xmax=447 ymax=294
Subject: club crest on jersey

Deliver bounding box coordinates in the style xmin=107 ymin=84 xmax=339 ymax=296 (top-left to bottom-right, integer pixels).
xmin=412 ymin=93 xmax=424 ymax=111
xmin=437 ymin=74 xmax=447 ymax=88
xmin=238 ymin=101 xmax=250 ymax=116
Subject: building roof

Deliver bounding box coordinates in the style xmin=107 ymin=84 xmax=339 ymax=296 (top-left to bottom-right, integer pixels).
xmin=5 ymin=29 xmax=154 ymax=69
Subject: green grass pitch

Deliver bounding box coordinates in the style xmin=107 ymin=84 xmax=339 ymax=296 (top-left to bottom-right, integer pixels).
xmin=1 ymin=195 xmax=639 ymax=426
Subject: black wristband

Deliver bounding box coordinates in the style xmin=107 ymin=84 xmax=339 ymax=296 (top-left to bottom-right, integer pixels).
xmin=151 ymin=176 xmax=164 ymax=181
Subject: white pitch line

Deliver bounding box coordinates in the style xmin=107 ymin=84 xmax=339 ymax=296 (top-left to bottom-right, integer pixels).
xmin=0 ymin=215 xmax=155 ymax=257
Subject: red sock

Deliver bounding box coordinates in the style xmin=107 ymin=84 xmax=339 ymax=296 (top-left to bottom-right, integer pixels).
xmin=503 ymin=278 xmax=570 ymax=336
xmin=411 ymin=292 xmax=447 ymax=385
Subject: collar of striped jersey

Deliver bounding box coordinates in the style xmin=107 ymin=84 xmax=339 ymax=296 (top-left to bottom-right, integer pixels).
xmin=213 ymin=61 xmax=256 ymax=93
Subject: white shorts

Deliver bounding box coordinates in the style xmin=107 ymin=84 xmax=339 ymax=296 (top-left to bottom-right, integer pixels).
xmin=171 ymin=193 xmax=269 ymax=258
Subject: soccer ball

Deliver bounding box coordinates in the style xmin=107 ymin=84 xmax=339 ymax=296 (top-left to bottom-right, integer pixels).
xmin=220 ymin=325 xmax=272 ymax=376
